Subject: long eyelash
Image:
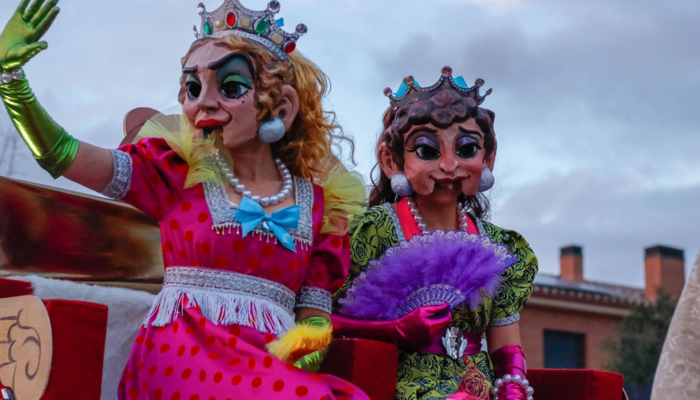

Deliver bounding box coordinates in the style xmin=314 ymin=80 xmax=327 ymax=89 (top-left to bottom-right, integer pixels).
xmin=406 ymin=145 xmax=441 ymax=153
xmin=235 ymin=86 xmax=251 ymax=99
xmin=457 ymin=144 xmax=483 ymax=150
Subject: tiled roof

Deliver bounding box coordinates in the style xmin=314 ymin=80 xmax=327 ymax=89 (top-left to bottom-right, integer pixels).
xmin=533 ymin=273 xmax=649 ymax=308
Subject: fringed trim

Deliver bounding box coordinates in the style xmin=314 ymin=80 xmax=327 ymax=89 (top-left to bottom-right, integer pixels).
xmin=202 ymin=177 xmax=314 ymax=244
xmin=211 ymin=222 xmax=312 ymax=250
xmin=145 ymin=286 xmax=296 ymax=335
xmin=146 ymin=267 xmax=298 ymax=335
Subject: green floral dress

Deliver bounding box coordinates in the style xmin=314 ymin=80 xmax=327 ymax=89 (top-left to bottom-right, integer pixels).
xmin=334 ymin=204 xmax=539 ymax=400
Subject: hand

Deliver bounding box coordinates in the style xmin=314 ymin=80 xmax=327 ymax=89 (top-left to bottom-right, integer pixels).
xmin=331 ymin=304 xmax=452 ymax=350
xmin=393 ymin=303 xmax=452 ymax=349
xmin=0 ymin=0 xmax=60 ymax=71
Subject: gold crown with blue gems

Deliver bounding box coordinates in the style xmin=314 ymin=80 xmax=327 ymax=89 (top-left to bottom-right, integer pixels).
xmin=384 ymin=66 xmax=492 ymax=109
xmin=194 ymin=0 xmax=307 ymax=61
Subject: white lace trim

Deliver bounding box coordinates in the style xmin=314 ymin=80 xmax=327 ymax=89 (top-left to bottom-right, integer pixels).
xmin=379 ymin=230 xmax=512 ymax=263
xmin=652 ymin=252 xmax=700 ymax=398
xmin=203 ymin=175 xmax=314 ymax=248
xmin=490 ymin=312 xmax=521 ymax=327
xmin=145 ymin=267 xmax=296 ymax=335
xmin=382 ymin=202 xmax=405 ymax=242
xmin=467 ymin=211 xmax=487 ymax=236
xmin=295 ymin=286 xmax=332 ymax=314
xmin=100 ymin=149 xmax=132 ymax=200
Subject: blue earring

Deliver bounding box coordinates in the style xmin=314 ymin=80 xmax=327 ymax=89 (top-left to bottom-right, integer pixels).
xmin=391 ymin=173 xmax=413 ymax=197
xmin=478 ymin=168 xmax=495 ymax=192
xmin=258 ymin=117 xmax=286 ymax=143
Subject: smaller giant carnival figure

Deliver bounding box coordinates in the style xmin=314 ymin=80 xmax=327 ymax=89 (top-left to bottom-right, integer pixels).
xmin=333 ymin=68 xmax=539 ymax=400
xmin=0 ymin=0 xmax=368 ymax=399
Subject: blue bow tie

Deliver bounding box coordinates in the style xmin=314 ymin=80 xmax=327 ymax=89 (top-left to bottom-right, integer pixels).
xmin=234 ymin=197 xmax=300 ymax=252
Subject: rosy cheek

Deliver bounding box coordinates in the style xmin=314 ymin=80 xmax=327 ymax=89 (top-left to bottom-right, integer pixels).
xmin=404 ymin=159 xmax=436 ymax=195
xmin=181 ymin=103 xmax=200 ymax=137
xmin=460 ymin=160 xmax=484 ymax=195
xmin=459 ymin=160 xmax=484 ymax=195
xmin=182 ymin=102 xmax=197 ymax=121
xmin=461 ymin=175 xmax=480 ymax=196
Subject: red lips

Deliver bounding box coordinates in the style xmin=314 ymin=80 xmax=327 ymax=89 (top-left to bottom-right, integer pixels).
xmin=195 ymin=117 xmax=229 ymax=129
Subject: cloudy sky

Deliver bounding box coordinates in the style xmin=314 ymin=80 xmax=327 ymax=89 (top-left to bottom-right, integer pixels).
xmin=1 ymin=0 xmax=699 ymax=287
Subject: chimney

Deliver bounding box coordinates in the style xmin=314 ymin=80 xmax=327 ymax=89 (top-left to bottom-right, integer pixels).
xmin=645 ymin=245 xmax=685 ymax=301
xmin=560 ymin=245 xmax=584 ymax=282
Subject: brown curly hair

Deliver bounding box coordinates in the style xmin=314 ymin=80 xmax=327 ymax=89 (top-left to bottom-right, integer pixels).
xmin=370 ymin=89 xmax=496 ymax=219
xmin=178 ymin=35 xmax=353 ymax=182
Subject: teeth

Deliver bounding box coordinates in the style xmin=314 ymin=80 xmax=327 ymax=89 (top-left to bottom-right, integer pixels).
xmin=447 ymin=184 xmax=453 ymax=189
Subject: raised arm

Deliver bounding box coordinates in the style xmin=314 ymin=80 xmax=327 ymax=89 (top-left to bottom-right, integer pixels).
xmin=0 ymin=0 xmax=113 ymax=192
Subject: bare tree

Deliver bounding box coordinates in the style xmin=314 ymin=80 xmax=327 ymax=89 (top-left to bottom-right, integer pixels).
xmin=0 ymin=126 xmax=20 ymax=177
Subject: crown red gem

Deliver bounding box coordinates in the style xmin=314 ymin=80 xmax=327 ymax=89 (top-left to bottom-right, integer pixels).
xmin=195 ymin=0 xmax=306 ymax=61
xmin=284 ymin=42 xmax=296 ymax=54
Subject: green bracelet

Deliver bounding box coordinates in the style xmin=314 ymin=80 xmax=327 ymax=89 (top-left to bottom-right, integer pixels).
xmin=299 ymin=316 xmax=331 ymax=328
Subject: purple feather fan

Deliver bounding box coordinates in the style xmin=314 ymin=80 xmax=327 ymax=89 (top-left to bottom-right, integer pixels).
xmin=338 ymin=230 xmax=516 ymax=320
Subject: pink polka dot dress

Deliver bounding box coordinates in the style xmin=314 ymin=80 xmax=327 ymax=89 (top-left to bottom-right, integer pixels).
xmin=102 ymin=138 xmax=368 ymax=400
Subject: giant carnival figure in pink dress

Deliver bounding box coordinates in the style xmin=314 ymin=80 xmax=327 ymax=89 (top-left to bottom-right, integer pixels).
xmin=332 ymin=69 xmax=539 ymax=400
xmin=0 ymin=0 xmax=368 ymax=399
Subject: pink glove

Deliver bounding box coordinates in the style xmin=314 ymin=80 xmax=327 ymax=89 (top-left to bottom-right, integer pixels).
xmin=490 ymin=344 xmax=532 ymax=400
xmin=333 ymin=304 xmax=452 ymax=350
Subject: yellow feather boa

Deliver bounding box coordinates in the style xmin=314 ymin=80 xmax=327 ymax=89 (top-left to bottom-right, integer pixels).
xmin=134 ymin=112 xmax=231 ymax=189
xmin=267 ymin=318 xmax=332 ymax=364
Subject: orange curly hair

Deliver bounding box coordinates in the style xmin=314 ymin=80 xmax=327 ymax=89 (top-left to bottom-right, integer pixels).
xmin=178 ymin=35 xmax=352 ymax=182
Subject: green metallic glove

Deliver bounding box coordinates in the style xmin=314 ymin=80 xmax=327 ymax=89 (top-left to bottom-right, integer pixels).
xmin=0 ymin=0 xmax=59 ymax=72
xmin=294 ymin=349 xmax=327 ymax=373
xmin=0 ymin=0 xmax=78 ymax=178
xmin=292 ymin=317 xmax=331 ymax=372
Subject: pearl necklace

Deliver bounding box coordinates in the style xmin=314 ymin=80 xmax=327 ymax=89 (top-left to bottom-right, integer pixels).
xmin=215 ymin=151 xmax=293 ymax=206
xmin=406 ymin=197 xmax=469 ymax=234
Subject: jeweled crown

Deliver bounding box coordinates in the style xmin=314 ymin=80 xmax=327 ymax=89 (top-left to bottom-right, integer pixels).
xmin=384 ymin=66 xmax=492 ymax=109
xmin=194 ymin=0 xmax=307 ymax=61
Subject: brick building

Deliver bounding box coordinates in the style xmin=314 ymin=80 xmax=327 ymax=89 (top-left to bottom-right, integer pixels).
xmin=519 ymin=245 xmax=686 ymax=370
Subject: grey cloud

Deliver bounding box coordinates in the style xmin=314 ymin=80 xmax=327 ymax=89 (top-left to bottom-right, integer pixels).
xmin=1 ymin=0 xmax=698 ymax=286
xmin=372 ymin=0 xmax=700 ymax=174
xmin=493 ymin=170 xmax=700 ymax=287
xmin=370 ymin=0 xmax=700 ymax=280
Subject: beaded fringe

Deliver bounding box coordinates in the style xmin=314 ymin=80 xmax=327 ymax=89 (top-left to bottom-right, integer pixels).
xmin=145 ymin=286 xmax=296 ymax=335
xmin=211 ymin=222 xmax=312 ymax=250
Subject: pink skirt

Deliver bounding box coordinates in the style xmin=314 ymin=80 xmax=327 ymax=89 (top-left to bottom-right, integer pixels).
xmin=118 ymin=306 xmax=368 ymax=400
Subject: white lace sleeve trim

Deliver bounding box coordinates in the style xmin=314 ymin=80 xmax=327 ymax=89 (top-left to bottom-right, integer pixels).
xmin=490 ymin=312 xmax=521 ymax=327
xmin=100 ymin=149 xmax=132 ymax=200
xmin=295 ymin=286 xmax=333 ymax=314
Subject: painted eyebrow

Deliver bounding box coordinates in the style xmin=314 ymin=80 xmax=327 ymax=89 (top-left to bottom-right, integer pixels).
xmin=405 ymin=126 xmax=438 ymax=144
xmin=182 ymin=65 xmax=198 ymax=74
xmin=458 ymin=126 xmax=483 ymax=138
xmin=207 ymin=51 xmax=254 ymax=71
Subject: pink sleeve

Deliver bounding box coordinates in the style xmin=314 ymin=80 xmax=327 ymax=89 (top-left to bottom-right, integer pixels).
xmin=101 ymin=138 xmax=188 ymax=221
xmin=295 ymin=185 xmax=351 ymax=314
